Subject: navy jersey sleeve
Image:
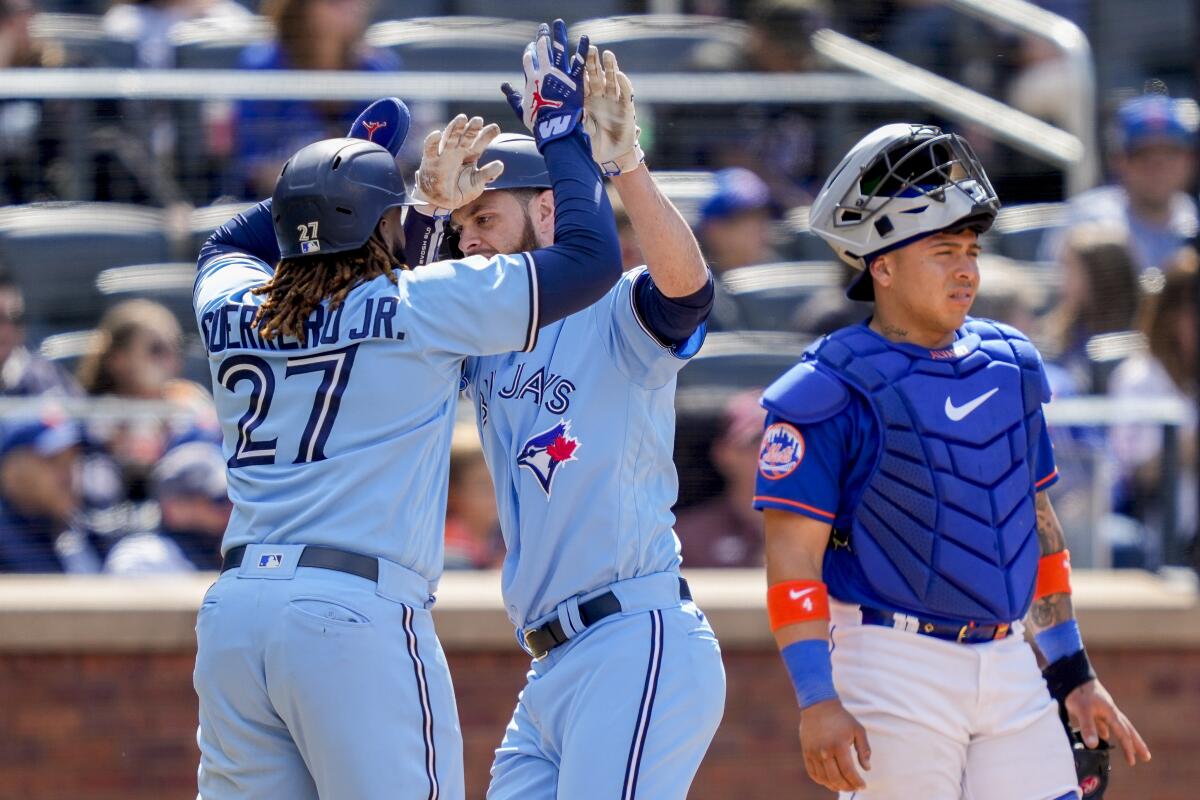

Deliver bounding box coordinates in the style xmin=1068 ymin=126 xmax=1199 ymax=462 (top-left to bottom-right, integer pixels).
xmin=1034 ymin=413 xmax=1058 ymax=491
xmin=752 ymin=410 xmax=848 ymax=525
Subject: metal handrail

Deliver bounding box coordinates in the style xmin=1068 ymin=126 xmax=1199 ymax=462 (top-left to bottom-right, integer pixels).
xmin=0 ymin=389 xmax=1187 ymax=427
xmin=811 ymin=29 xmax=1086 ymax=187
xmin=944 ymin=0 xmax=1098 ymax=195
xmin=0 ymin=68 xmax=903 ymax=104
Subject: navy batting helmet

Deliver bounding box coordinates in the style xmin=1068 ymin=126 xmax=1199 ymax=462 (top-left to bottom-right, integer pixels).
xmin=272 ymin=137 xmax=413 ymax=259
xmin=442 ymin=133 xmax=551 ymax=259
xmin=478 ymin=134 xmax=550 ymax=191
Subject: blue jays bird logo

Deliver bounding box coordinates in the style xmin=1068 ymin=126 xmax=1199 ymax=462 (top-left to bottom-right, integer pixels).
xmin=517 ymin=419 xmax=580 ymax=497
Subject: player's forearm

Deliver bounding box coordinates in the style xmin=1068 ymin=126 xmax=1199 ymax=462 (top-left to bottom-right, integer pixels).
xmin=610 ymin=167 xmax=709 ymax=297
xmin=764 ymin=508 xmax=839 ymax=710
xmin=764 ymin=509 xmax=832 ymax=648
xmin=1027 ymin=491 xmax=1076 ymax=635
xmin=531 ymin=128 xmax=623 ymax=325
xmin=402 ymin=207 xmax=446 ymax=268
xmin=1026 ymin=491 xmax=1099 ymax=703
xmin=198 ymin=199 xmax=280 ymax=269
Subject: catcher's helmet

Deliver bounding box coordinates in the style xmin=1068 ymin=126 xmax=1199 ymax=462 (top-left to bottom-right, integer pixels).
xmin=478 ymin=133 xmax=551 ymax=191
xmin=272 ymin=137 xmax=413 ymax=260
xmin=809 ymin=123 xmax=1000 ymax=302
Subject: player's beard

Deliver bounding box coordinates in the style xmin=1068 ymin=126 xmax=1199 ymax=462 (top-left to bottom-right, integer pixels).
xmin=516 ymin=207 xmax=540 ymax=253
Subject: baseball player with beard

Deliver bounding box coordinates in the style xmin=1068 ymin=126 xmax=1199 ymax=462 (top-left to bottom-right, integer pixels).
xmin=189 ymin=77 xmax=622 ymax=799
xmin=754 ymin=124 xmax=1152 ymax=799
xmin=406 ymin=22 xmax=726 ymax=800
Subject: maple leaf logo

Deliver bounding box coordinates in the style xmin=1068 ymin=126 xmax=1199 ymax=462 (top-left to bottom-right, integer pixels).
xmin=547 ymin=435 xmax=577 ymax=462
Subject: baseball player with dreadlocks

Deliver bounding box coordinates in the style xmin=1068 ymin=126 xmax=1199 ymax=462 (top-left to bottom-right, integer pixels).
xmin=754 ymin=124 xmax=1152 ymax=799
xmin=404 ymin=23 xmax=726 ymax=800
xmin=190 ymin=72 xmax=622 ymax=799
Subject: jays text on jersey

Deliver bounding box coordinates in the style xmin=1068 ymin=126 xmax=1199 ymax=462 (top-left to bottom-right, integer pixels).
xmin=461 ymin=266 xmax=704 ymax=629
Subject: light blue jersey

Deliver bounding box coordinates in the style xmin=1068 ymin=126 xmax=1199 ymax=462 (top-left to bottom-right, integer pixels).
xmin=194 ymin=249 xmax=537 ymax=584
xmin=465 ymin=266 xmax=727 ymax=800
xmin=461 ymin=267 xmax=703 ymax=629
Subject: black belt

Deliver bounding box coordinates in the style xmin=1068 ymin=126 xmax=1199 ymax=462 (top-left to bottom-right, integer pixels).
xmin=522 ymin=577 xmax=691 ymax=660
xmin=859 ymin=606 xmax=1012 ymax=644
xmin=222 ymin=544 xmax=379 ymax=583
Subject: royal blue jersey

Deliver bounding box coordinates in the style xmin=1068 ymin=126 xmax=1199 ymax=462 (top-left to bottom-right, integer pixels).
xmin=753 ymin=321 xmax=1058 ymax=620
xmin=462 ymin=267 xmax=705 ymax=629
xmin=194 ymin=249 xmax=536 ymax=586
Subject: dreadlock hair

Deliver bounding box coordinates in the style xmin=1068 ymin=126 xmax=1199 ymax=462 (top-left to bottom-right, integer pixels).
xmin=253 ymin=223 xmax=402 ymax=342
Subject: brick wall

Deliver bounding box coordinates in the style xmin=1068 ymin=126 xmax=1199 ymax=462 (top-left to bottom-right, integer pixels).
xmin=0 ymin=646 xmax=1196 ymax=800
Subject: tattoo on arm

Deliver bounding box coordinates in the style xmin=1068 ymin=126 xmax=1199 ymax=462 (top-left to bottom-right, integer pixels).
xmin=1035 ymin=490 xmax=1066 ymax=554
xmin=1029 ymin=492 xmax=1075 ymax=632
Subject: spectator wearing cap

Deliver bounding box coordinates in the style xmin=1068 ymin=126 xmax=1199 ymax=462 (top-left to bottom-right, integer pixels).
xmin=1043 ymin=93 xmax=1199 ymax=273
xmin=0 ymin=415 xmax=100 ymax=572
xmin=697 ymin=167 xmax=777 ymax=276
xmin=104 ymin=442 xmax=231 ymax=573
xmin=0 ymin=269 xmax=81 ymax=397
xmin=674 ymin=389 xmax=766 ymax=568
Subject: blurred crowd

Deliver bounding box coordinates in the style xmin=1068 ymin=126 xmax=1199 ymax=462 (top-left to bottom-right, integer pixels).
xmin=1 ymin=89 xmax=1199 ymax=576
xmin=1 ymin=0 xmax=1199 ymax=575
xmin=3 ymin=0 xmax=1187 ymax=206
xmin=0 ymin=271 xmax=229 ymax=572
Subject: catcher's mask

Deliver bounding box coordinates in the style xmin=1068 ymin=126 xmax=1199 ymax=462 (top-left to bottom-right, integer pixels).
xmin=808 ymin=123 xmax=1000 ymax=301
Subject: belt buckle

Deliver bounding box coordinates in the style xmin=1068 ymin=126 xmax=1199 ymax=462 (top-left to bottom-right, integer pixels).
xmin=522 ymin=628 xmax=548 ymax=661
xmin=957 ymin=622 xmax=975 ymax=643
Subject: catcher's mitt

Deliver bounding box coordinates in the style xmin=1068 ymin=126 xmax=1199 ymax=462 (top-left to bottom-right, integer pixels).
xmin=1063 ymin=706 xmax=1111 ymax=798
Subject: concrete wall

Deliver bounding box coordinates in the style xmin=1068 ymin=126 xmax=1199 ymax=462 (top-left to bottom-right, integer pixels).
xmin=1 ymin=570 xmax=1197 ymax=799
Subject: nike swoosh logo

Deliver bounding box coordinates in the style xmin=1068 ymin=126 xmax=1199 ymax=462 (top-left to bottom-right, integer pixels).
xmin=789 ymin=587 xmax=816 ymax=601
xmin=944 ymin=387 xmax=999 ymax=421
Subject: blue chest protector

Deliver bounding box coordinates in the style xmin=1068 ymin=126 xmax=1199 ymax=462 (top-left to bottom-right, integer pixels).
xmin=763 ymin=319 xmax=1051 ymax=624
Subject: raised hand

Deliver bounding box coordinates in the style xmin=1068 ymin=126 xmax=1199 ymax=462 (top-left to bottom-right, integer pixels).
xmin=411 ymin=114 xmax=505 ymax=215
xmin=500 ymin=19 xmax=589 ymax=148
xmin=583 ymin=47 xmax=644 ymax=176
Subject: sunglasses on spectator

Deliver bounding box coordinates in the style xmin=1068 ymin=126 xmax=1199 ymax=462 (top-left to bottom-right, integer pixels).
xmin=0 ymin=312 xmax=25 ymax=326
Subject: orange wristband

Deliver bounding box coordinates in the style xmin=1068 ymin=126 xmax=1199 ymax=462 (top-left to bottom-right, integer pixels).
xmin=1034 ymin=550 xmax=1072 ymax=600
xmin=767 ymin=580 xmax=830 ymax=632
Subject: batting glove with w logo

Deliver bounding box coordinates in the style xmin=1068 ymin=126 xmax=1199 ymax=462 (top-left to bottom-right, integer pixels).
xmin=501 ymin=19 xmax=589 ymax=150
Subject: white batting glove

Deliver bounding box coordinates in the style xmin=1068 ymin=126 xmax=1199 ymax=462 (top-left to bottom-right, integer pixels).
xmin=583 ymin=47 xmax=645 ymax=176
xmin=411 ymin=114 xmax=505 ymax=216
